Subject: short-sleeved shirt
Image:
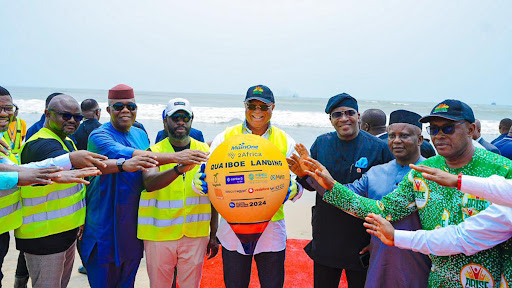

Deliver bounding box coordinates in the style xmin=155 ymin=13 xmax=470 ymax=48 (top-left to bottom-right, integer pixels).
xmin=303 ymin=130 xmax=394 ymax=270
xmin=16 ymin=137 xmax=78 ymax=255
xmin=81 ymin=122 xmax=149 ymax=265
xmin=71 ymin=119 xmax=101 ymax=150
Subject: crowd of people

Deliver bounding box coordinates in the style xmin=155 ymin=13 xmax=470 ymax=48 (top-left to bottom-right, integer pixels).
xmin=0 ymin=83 xmax=511 ymax=288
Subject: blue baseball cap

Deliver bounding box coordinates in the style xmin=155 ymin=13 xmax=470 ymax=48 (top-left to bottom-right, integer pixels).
xmin=419 ymin=99 xmax=475 ymax=123
xmin=245 ymin=85 xmax=275 ymax=104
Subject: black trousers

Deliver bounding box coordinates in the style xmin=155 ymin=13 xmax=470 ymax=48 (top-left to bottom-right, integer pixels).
xmin=15 ymin=251 xmax=28 ymax=277
xmin=0 ymin=232 xmax=10 ymax=288
xmin=222 ymin=247 xmax=285 ymax=288
xmin=314 ymin=262 xmax=367 ymax=288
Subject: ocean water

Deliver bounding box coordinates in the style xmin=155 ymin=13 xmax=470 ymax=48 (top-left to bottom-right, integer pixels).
xmin=7 ymin=86 xmax=510 ymax=149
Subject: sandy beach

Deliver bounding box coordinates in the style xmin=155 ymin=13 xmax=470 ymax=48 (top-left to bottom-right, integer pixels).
xmin=1 ymin=191 xmax=316 ymax=287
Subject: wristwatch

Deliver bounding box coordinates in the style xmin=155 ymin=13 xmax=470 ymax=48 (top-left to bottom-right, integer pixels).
xmin=117 ymin=158 xmax=126 ymax=172
xmin=174 ymin=165 xmax=184 ymax=175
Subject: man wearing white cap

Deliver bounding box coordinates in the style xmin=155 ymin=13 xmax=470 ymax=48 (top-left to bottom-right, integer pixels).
xmin=138 ymin=98 xmax=218 ymax=288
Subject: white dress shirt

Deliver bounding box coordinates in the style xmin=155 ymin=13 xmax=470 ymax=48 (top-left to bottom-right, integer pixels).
xmin=394 ymin=174 xmax=512 ymax=255
xmin=395 ymin=204 xmax=512 ymax=256
xmin=460 ymin=174 xmax=512 ymax=207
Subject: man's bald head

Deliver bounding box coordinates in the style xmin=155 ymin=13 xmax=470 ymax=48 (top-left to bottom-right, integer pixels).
xmin=361 ymin=109 xmax=387 ymax=136
xmin=47 ymin=94 xmax=80 ymax=112
xmin=45 ymin=94 xmax=82 ymax=139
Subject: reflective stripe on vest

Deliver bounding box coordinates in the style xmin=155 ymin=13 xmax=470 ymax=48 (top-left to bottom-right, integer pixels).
xmin=137 ymin=138 xmax=211 ymax=241
xmin=138 ymin=212 xmax=212 ymax=228
xmin=23 ymin=198 xmax=85 ymax=224
xmin=22 ymin=184 xmax=83 ymax=207
xmin=0 ymin=187 xmax=18 ymax=198
xmin=15 ymin=128 xmax=86 ymax=239
xmin=139 ymin=196 xmax=210 ymax=210
xmin=0 ymin=200 xmax=22 ymax=234
xmin=224 ymin=123 xmax=289 ymax=221
xmin=0 ymin=200 xmax=21 ymax=218
xmin=0 ymin=132 xmax=22 ymax=234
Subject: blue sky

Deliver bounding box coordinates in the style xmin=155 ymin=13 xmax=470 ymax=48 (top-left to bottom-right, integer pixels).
xmin=1 ymin=1 xmax=511 ymax=104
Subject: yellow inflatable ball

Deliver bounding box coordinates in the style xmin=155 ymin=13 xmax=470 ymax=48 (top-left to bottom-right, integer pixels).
xmin=206 ymin=134 xmax=290 ymax=247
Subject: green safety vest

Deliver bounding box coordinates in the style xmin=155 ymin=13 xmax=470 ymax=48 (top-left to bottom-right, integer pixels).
xmin=0 ymin=134 xmax=22 ymax=235
xmin=138 ymin=138 xmax=211 ymax=241
xmin=14 ymin=128 xmax=86 ymax=239
xmin=224 ymin=123 xmax=290 ymax=222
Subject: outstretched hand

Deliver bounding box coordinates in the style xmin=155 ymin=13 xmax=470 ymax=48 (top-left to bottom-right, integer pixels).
xmin=409 ymin=164 xmax=458 ymax=188
xmin=123 ymin=155 xmax=159 ymax=172
xmin=17 ymin=166 xmax=63 ymax=186
xmin=295 ymin=143 xmax=309 ymax=158
xmin=173 ymin=150 xmax=209 ymax=166
xmin=286 ymin=143 xmax=311 ymax=177
xmin=53 ymin=167 xmax=102 ymax=185
xmin=301 ymin=157 xmax=336 ymax=191
xmin=69 ymin=150 xmax=108 ymax=169
xmin=286 ymin=154 xmax=307 ymax=177
xmin=363 ymin=213 xmax=395 ymax=246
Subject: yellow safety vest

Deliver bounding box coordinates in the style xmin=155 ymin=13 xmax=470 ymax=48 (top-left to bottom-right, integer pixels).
xmin=2 ymin=119 xmax=21 ymax=163
xmin=224 ymin=123 xmax=290 ymax=221
xmin=3 ymin=118 xmax=23 ymax=155
xmin=15 ymin=128 xmax=86 ymax=239
xmin=0 ymin=135 xmax=22 ymax=235
xmin=138 ymin=138 xmax=211 ymax=241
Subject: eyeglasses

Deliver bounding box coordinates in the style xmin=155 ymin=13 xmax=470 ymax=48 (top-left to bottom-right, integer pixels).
xmin=111 ymin=103 xmax=137 ymax=112
xmin=48 ymin=109 xmax=84 ymax=122
xmin=245 ymin=103 xmax=273 ymax=111
xmin=331 ymin=110 xmax=357 ymax=119
xmin=169 ymin=114 xmax=191 ymax=123
xmin=427 ymin=121 xmax=465 ymax=135
xmin=0 ymin=105 xmax=15 ymax=113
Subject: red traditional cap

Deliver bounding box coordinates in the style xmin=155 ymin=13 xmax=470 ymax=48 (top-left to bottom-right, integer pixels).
xmin=108 ymin=84 xmax=134 ymax=99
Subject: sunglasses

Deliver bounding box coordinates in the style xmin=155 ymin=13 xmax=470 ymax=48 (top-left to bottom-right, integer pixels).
xmin=111 ymin=102 xmax=137 ymax=112
xmin=331 ymin=110 xmax=357 ymax=119
xmin=245 ymin=103 xmax=273 ymax=111
xmin=169 ymin=114 xmax=191 ymax=123
xmin=48 ymin=109 xmax=84 ymax=122
xmin=0 ymin=105 xmax=14 ymax=113
xmin=427 ymin=121 xmax=465 ymax=135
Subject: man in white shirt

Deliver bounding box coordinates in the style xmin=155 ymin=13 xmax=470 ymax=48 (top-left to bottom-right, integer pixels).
xmin=363 ymin=165 xmax=512 ymax=286
xmin=193 ymin=85 xmax=302 ymax=288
